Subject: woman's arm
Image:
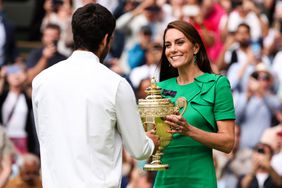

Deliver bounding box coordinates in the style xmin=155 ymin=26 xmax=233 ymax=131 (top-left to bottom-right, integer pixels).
xmin=116 ymin=0 xmax=155 ymax=30
xmin=0 ymin=155 xmax=12 ymax=188
xmin=0 ymin=68 xmax=6 ymax=95
xmin=189 ymin=120 xmax=235 ymax=153
xmin=166 ymin=115 xmax=235 ymax=153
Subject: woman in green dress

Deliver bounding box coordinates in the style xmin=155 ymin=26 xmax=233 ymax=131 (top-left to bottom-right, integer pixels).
xmin=153 ymin=20 xmax=236 ymax=188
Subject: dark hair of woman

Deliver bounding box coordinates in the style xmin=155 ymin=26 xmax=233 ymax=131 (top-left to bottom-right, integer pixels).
xmin=159 ymin=20 xmax=212 ymax=81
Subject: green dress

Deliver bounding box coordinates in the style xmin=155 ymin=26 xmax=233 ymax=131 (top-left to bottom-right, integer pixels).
xmin=153 ymin=73 xmax=235 ymax=188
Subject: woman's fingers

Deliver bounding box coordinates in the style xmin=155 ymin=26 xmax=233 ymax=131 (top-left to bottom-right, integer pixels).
xmin=165 ymin=115 xmax=185 ymax=126
xmin=164 ymin=115 xmax=189 ymax=135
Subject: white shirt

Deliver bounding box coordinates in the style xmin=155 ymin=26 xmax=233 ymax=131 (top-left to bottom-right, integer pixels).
xmin=32 ymin=50 xmax=154 ymax=188
xmin=271 ymin=151 xmax=282 ymax=176
xmin=227 ymin=10 xmax=262 ymax=41
xmin=256 ymin=173 xmax=268 ymax=188
xmin=272 ymin=51 xmax=282 ymax=84
xmin=2 ymin=92 xmax=28 ymax=138
xmin=225 ymin=48 xmax=255 ymax=91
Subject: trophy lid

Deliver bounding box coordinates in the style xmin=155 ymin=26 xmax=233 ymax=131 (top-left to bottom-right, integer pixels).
xmin=144 ymin=77 xmax=162 ymax=100
xmin=138 ymin=77 xmax=175 ymax=117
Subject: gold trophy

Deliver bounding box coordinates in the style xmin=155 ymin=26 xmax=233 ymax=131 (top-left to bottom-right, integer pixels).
xmin=138 ymin=77 xmax=187 ymax=171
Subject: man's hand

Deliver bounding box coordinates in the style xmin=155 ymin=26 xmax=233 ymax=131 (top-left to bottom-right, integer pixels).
xmin=42 ymin=43 xmax=57 ymax=59
xmin=146 ymin=130 xmax=160 ymax=150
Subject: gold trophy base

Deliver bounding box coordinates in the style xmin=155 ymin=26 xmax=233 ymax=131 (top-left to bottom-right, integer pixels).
xmin=143 ymin=152 xmax=169 ymax=171
xmin=143 ymin=163 xmax=169 ymax=171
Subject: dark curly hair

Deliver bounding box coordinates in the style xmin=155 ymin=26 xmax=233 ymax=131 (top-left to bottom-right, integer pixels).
xmin=71 ymin=3 xmax=116 ymax=54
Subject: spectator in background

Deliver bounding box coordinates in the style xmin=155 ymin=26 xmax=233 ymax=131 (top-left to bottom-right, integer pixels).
xmin=4 ymin=153 xmax=42 ymax=188
xmin=96 ymin=0 xmax=119 ymax=13
xmin=28 ymin=0 xmax=45 ymax=41
xmin=260 ymin=108 xmax=282 ymax=176
xmin=116 ymin=0 xmax=166 ymax=73
xmin=226 ymin=0 xmax=270 ymax=67
xmin=187 ymin=0 xmax=227 ymax=65
xmin=261 ymin=108 xmax=282 ymax=154
xmin=127 ymin=25 xmax=153 ymax=70
xmin=258 ymin=0 xmax=276 ymax=27
xmin=41 ymin=0 xmax=73 ymax=57
xmin=218 ymin=0 xmax=233 ymax=14
xmin=160 ymin=0 xmax=187 ymax=22
xmin=73 ymin=0 xmax=120 ymax=13
xmin=72 ymin=0 xmax=96 ymax=10
xmin=25 ymin=23 xmax=67 ymax=85
xmin=0 ymin=126 xmax=14 ymax=188
xmin=0 ymin=0 xmax=18 ymax=66
xmin=236 ymin=143 xmax=282 ymax=188
xmin=0 ymin=62 xmax=38 ymax=156
xmin=227 ymin=0 xmax=266 ymax=43
xmin=235 ymin=63 xmax=281 ymax=149
xmin=129 ymin=40 xmax=162 ymax=90
xmin=135 ymin=78 xmax=151 ymax=100
xmin=224 ymin=23 xmax=258 ymax=93
xmin=271 ymin=31 xmax=282 ymax=100
xmin=271 ymin=129 xmax=282 ymax=176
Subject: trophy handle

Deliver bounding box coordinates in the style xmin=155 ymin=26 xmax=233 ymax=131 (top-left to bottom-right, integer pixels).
xmin=175 ymin=97 xmax=187 ymax=116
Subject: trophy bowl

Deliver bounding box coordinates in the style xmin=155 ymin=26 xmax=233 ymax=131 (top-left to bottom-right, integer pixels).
xmin=138 ymin=77 xmax=187 ymax=171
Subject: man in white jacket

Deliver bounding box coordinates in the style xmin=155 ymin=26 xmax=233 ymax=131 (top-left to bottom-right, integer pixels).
xmin=32 ymin=3 xmax=157 ymax=188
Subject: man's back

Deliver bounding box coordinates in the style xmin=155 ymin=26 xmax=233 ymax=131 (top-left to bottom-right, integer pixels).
xmin=32 ymin=51 xmax=154 ymax=187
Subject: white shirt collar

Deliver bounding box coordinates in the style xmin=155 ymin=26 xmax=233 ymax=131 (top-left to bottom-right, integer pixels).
xmin=70 ymin=50 xmax=100 ymax=63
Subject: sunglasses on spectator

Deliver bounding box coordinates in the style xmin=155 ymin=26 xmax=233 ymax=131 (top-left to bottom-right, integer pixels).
xmin=251 ymin=72 xmax=271 ymax=81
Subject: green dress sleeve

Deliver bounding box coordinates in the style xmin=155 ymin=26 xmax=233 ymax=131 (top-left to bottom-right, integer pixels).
xmin=214 ymin=76 xmax=236 ymax=121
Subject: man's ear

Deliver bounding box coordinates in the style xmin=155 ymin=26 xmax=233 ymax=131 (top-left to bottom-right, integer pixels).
xmin=97 ymin=33 xmax=109 ymax=56
xmin=101 ymin=34 xmax=109 ymax=47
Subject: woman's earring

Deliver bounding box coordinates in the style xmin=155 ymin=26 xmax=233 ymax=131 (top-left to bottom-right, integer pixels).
xmin=194 ymin=54 xmax=197 ymax=64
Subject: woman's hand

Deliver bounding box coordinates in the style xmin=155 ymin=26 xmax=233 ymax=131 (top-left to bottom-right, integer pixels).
xmin=165 ymin=114 xmax=190 ymax=135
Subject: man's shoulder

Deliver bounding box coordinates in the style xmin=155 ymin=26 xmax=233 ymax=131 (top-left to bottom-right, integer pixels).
xmin=32 ymin=60 xmax=65 ymax=86
xmin=102 ymin=66 xmax=126 ymax=84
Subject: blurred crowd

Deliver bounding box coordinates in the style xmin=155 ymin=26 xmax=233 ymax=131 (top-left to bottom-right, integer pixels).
xmin=0 ymin=0 xmax=282 ymax=187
